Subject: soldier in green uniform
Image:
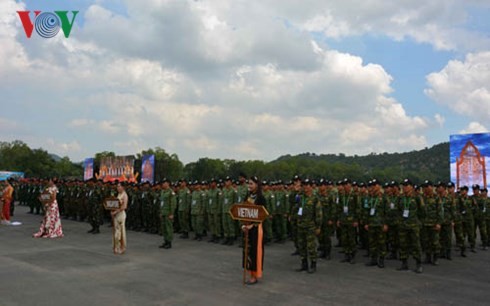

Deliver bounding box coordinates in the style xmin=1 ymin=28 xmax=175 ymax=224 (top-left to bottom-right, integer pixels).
xmin=158 ymin=178 xmax=177 ymax=249
xmin=482 ymin=188 xmax=490 ymax=249
xmin=358 ymin=182 xmax=370 ymax=254
xmin=178 ymin=180 xmax=191 ymax=239
xmin=317 ymin=179 xmax=336 ymax=260
xmin=87 ymin=179 xmax=104 ymax=234
xmin=191 ymin=181 xmax=205 ymax=241
xmin=472 ymin=185 xmax=488 ymax=250
xmin=437 ymin=181 xmax=454 ymax=260
xmin=289 ymin=175 xmax=302 ymax=256
xmin=458 ymin=186 xmax=476 ymax=256
xmin=421 ymin=180 xmax=442 ymax=266
xmin=397 ymin=179 xmax=423 ymax=273
xmin=296 ymin=179 xmax=322 ymax=273
xmin=206 ymin=179 xmax=221 ymax=243
xmin=221 ymin=176 xmax=237 ymax=245
xmin=337 ymin=178 xmax=360 ymax=264
xmin=385 ymin=181 xmax=400 ymax=260
xmin=364 ymin=180 xmax=388 ymax=268
xmin=236 ymin=173 xmax=248 ymax=246
xmin=263 ymin=181 xmax=275 ymax=245
xmin=273 ymin=181 xmax=288 ymax=243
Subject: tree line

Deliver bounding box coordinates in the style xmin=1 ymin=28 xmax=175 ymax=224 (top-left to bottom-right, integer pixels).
xmin=0 ymin=140 xmax=450 ymax=184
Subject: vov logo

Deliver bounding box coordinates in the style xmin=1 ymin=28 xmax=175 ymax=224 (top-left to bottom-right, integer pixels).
xmin=17 ymin=11 xmax=79 ymax=38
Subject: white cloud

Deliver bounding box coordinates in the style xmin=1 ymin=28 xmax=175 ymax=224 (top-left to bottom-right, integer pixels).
xmin=434 ymin=114 xmax=445 ymax=127
xmin=459 ymin=122 xmax=489 ymax=134
xmin=425 ymin=52 xmax=490 ymax=122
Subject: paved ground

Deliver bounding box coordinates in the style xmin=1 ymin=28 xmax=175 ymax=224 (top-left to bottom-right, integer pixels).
xmin=1 ymin=205 xmax=489 ymax=306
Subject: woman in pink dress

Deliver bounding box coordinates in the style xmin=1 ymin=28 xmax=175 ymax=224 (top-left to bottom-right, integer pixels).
xmin=33 ymin=179 xmax=64 ymax=238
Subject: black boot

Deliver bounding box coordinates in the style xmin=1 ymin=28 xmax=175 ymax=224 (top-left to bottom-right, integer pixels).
xmin=424 ymin=253 xmax=432 ymax=264
xmin=318 ymin=250 xmax=326 ymax=259
xmin=87 ymin=228 xmax=95 ymax=234
xmin=325 ymin=249 xmax=331 ymax=260
xmin=432 ymin=254 xmax=439 ymax=266
xmin=461 ymin=247 xmax=467 ymax=257
xmin=365 ymin=257 xmax=377 ymax=267
xmin=92 ymin=228 xmax=100 ymax=234
xmin=397 ymin=259 xmax=408 ymax=271
xmin=208 ymin=235 xmax=216 ymax=243
xmin=163 ymin=242 xmax=172 ymax=249
xmin=296 ymin=259 xmax=308 ymax=272
xmin=228 ymin=237 xmax=235 ymax=245
xmin=180 ymin=232 xmax=189 ymax=239
xmin=387 ymin=251 xmax=397 ymax=260
xmin=470 ymin=247 xmax=477 ymax=253
xmin=414 ymin=259 xmax=423 ymax=274
xmin=221 ymin=238 xmax=230 ymax=245
xmin=291 ymin=249 xmax=300 ymax=256
xmin=308 ymin=261 xmax=317 ymax=274
xmin=377 ymin=257 xmax=385 ymax=268
xmin=158 ymin=242 xmax=167 ymax=248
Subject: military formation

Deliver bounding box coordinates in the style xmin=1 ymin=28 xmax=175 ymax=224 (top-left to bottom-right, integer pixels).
xmin=10 ymin=175 xmax=490 ymax=275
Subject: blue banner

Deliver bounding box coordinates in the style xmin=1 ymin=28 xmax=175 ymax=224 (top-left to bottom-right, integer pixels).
xmin=0 ymin=171 xmax=24 ymax=181
xmin=141 ymin=155 xmax=155 ymax=184
xmin=83 ymin=158 xmax=94 ymax=181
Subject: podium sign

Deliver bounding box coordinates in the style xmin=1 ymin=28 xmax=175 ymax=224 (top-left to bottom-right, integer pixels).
xmin=229 ymin=203 xmax=269 ymax=223
xmin=103 ymin=197 xmax=120 ymax=210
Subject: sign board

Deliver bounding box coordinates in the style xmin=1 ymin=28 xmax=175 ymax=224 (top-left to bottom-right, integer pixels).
xmin=103 ymin=197 xmax=120 ymax=210
xmin=229 ymin=203 xmax=269 ymax=223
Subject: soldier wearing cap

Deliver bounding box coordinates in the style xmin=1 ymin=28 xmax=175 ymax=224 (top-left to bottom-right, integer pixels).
xmin=158 ymin=178 xmax=177 ymax=249
xmin=190 ymin=181 xmax=205 ymax=241
xmin=385 ymin=181 xmax=401 ymax=260
xmin=295 ymin=179 xmax=322 ymax=273
xmin=273 ymin=181 xmax=288 ymax=243
xmin=358 ymin=182 xmax=370 ymax=254
xmin=317 ymin=179 xmax=336 ymax=260
xmin=263 ymin=181 xmax=275 ymax=245
xmin=177 ymin=179 xmax=191 ymax=239
xmin=457 ymin=186 xmax=476 ymax=256
xmin=289 ymin=175 xmax=302 ymax=256
xmin=471 ymin=184 xmax=488 ymax=250
xmin=337 ymin=178 xmax=360 ymax=264
xmin=421 ymin=180 xmax=442 ymax=265
xmin=206 ymin=179 xmax=221 ymax=243
xmin=397 ymin=179 xmax=423 ymax=273
xmin=364 ymin=180 xmax=388 ymax=268
xmin=87 ymin=178 xmax=104 ymax=234
xmin=437 ymin=181 xmax=455 ymax=260
xmin=221 ymin=176 xmax=237 ymax=245
xmin=482 ymin=188 xmax=490 ymax=249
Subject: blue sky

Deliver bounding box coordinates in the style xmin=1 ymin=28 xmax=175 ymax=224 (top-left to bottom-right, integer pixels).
xmin=2 ymin=0 xmax=490 ymax=163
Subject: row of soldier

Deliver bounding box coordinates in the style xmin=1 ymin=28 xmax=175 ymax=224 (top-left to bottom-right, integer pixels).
xmin=12 ymin=175 xmax=490 ymax=274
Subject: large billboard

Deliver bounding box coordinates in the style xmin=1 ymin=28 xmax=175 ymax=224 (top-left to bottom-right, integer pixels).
xmin=450 ymin=133 xmax=490 ymax=195
xmin=96 ymin=156 xmax=138 ymax=183
xmin=141 ymin=154 xmax=155 ymax=184
xmin=83 ymin=158 xmax=94 ymax=181
xmin=0 ymin=171 xmax=24 ymax=181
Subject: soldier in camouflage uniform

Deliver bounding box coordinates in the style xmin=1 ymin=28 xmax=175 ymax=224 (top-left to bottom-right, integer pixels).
xmin=482 ymin=188 xmax=490 ymax=248
xmin=206 ymin=179 xmax=221 ymax=243
xmin=437 ymin=181 xmax=455 ymax=260
xmin=158 ymin=178 xmax=177 ymax=249
xmin=296 ymin=179 xmax=322 ymax=273
xmin=87 ymin=179 xmax=104 ymax=234
xmin=358 ymin=182 xmax=370 ymax=254
xmin=221 ymin=177 xmax=237 ymax=245
xmin=263 ymin=182 xmax=275 ymax=245
xmin=472 ymin=185 xmax=488 ymax=250
xmin=364 ymin=180 xmax=388 ymax=268
xmin=337 ymin=179 xmax=359 ymax=264
xmin=421 ymin=180 xmax=442 ymax=266
xmin=457 ymin=186 xmax=476 ymax=256
xmin=385 ymin=181 xmax=400 ymax=260
xmin=289 ymin=175 xmax=302 ymax=256
xmin=317 ymin=179 xmax=336 ymax=260
xmin=178 ymin=180 xmax=191 ymax=239
xmin=191 ymin=181 xmax=205 ymax=241
xmin=397 ymin=179 xmax=423 ymax=273
xmin=273 ymin=181 xmax=288 ymax=243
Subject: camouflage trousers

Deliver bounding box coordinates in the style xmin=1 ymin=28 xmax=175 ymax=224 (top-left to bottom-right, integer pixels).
xmin=161 ymin=215 xmax=174 ymax=242
xmin=456 ymin=219 xmax=475 ymax=249
xmin=399 ymin=226 xmax=421 ymax=261
xmin=222 ymin=213 xmax=235 ymax=238
xmin=386 ymin=223 xmax=399 ymax=255
xmin=368 ymin=226 xmax=387 ymax=258
xmin=273 ymin=214 xmax=288 ymax=241
xmin=319 ymin=221 xmax=334 ymax=254
xmin=474 ymin=217 xmax=487 ymax=246
xmin=263 ymin=217 xmax=273 ymax=241
xmin=178 ymin=210 xmax=190 ymax=233
xmin=421 ymin=225 xmax=440 ymax=255
xmin=298 ymin=224 xmax=317 ymax=261
xmin=88 ymin=201 xmax=103 ymax=229
xmin=340 ymin=223 xmax=357 ymax=255
xmin=207 ymin=212 xmax=222 ymax=237
xmin=290 ymin=217 xmax=299 ymax=249
xmin=486 ymin=219 xmax=490 ymax=246
xmin=439 ymin=223 xmax=452 ymax=252
xmin=191 ymin=215 xmax=205 ymax=236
